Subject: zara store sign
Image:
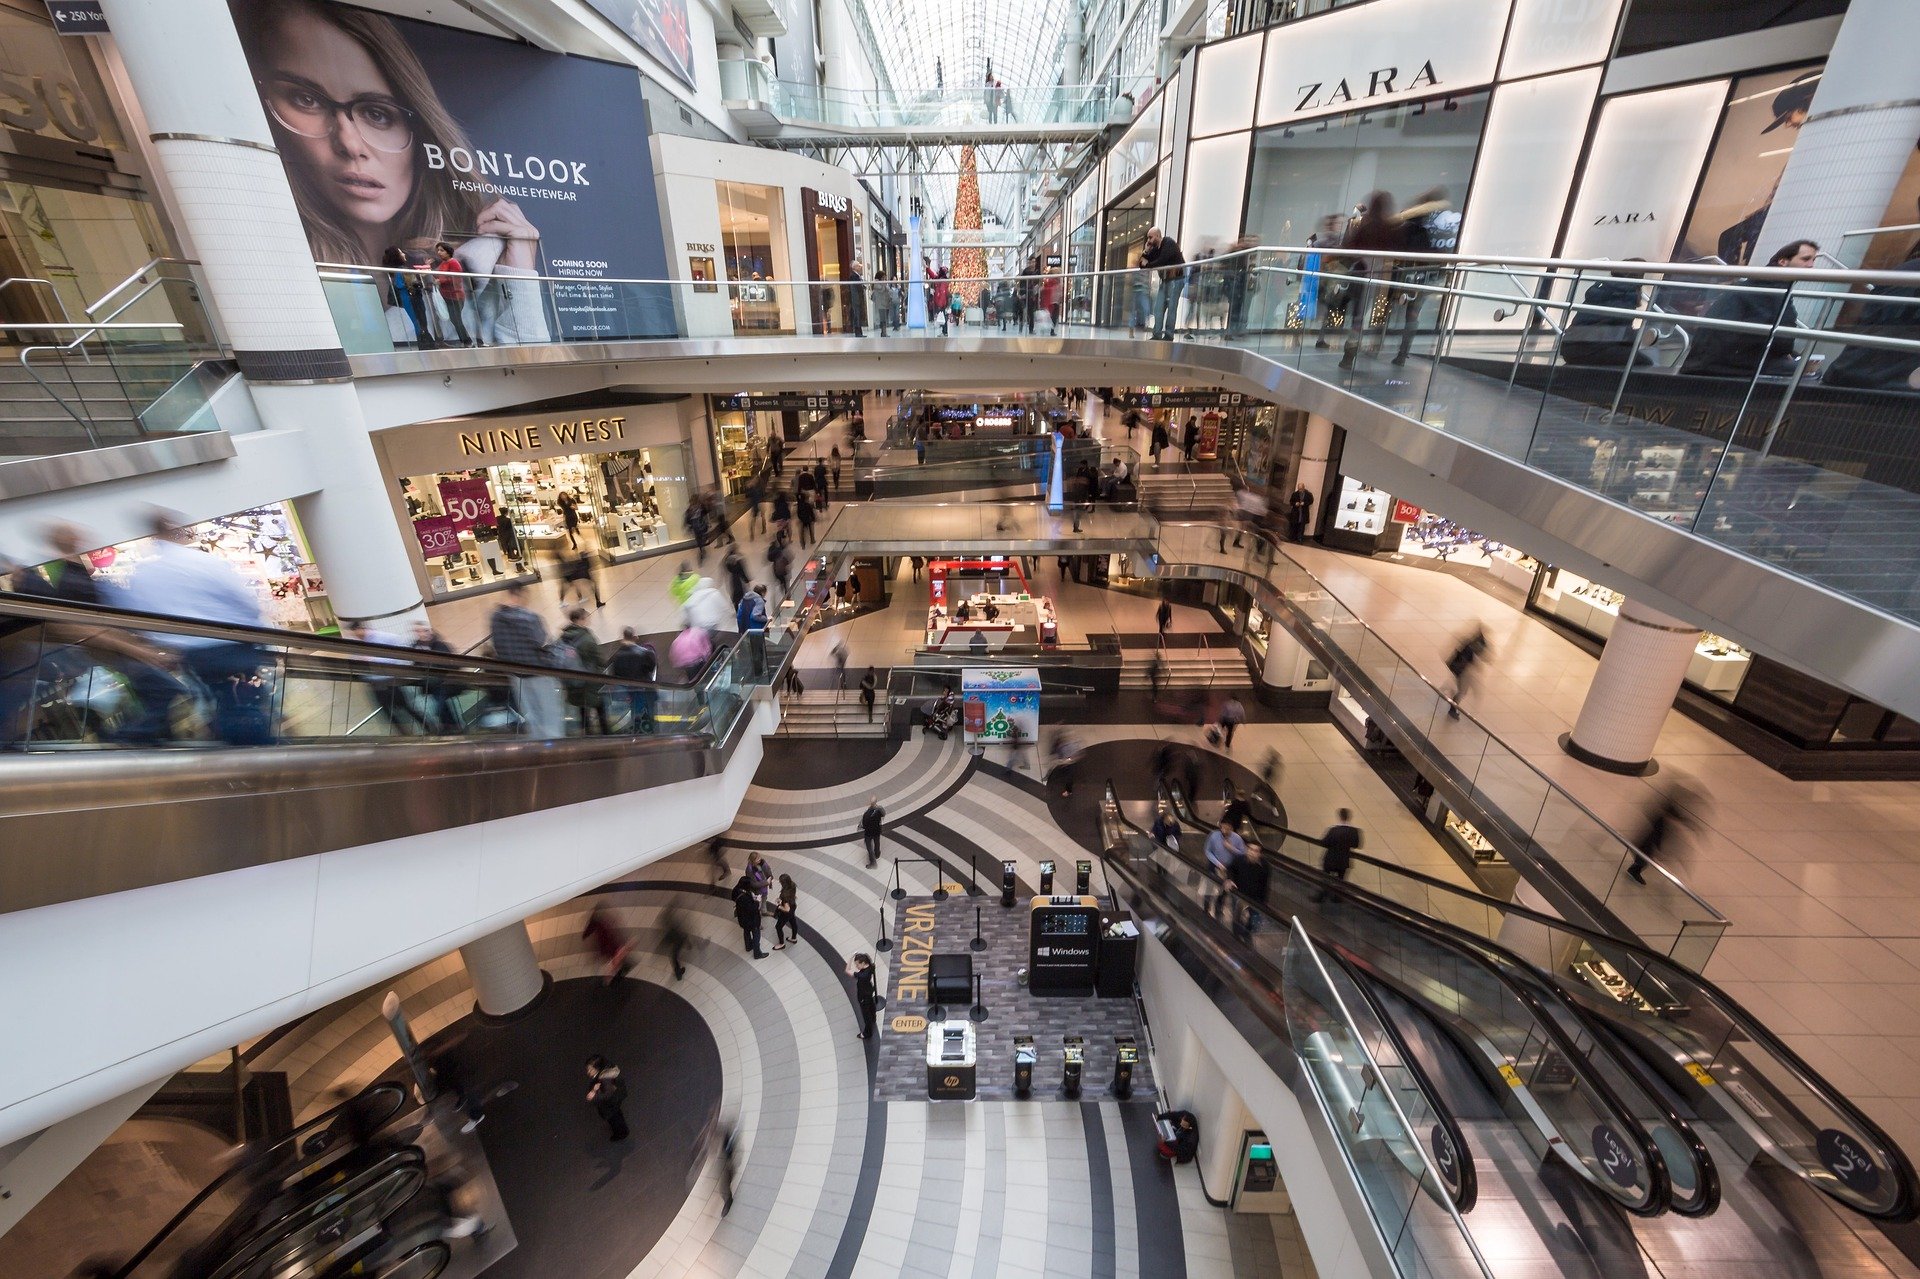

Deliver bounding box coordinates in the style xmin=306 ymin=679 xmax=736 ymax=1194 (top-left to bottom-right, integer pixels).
xmin=1256 ymin=0 xmax=1515 ymax=128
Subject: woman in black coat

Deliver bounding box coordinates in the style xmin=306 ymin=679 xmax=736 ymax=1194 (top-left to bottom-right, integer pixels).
xmin=1683 ymin=239 xmax=1819 ymax=378
xmin=850 ymin=953 xmax=878 ymax=1039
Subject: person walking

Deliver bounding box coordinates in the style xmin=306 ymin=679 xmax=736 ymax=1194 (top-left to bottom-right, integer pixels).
xmin=660 ymin=904 xmax=689 ymax=980
xmin=796 ymin=488 xmax=817 ymax=549
xmin=1444 ymin=626 xmax=1489 ymax=719
xmin=1338 ymin=191 xmax=1408 ymax=371
xmin=850 ymin=953 xmax=879 ymax=1040
xmin=1049 ymin=731 xmax=1081 ymax=797
xmin=557 ymin=490 xmax=582 ymax=549
xmin=1202 ymin=818 xmax=1245 ymax=917
xmin=769 ymin=432 xmax=785 ymax=477
xmin=1217 ymin=696 xmax=1246 ymax=749
xmin=861 ymin=796 xmax=884 ymax=867
xmin=812 ymin=457 xmax=831 ymax=512
xmin=859 ymin=666 xmax=878 ymax=722
xmin=1181 ymin=415 xmax=1199 ymax=463
xmin=731 ymin=872 xmax=767 ymax=958
xmin=1150 ymin=803 xmax=1182 ymax=852
xmin=486 ymin=583 xmax=562 ymax=737
xmin=1318 ymin=809 xmax=1363 ymax=902
xmin=582 ymin=904 xmax=633 ymax=984
xmin=585 ymin=1057 xmax=629 ymax=1141
xmin=1141 ymin=226 xmax=1186 ymax=340
xmin=1156 ymin=597 xmax=1174 ymax=640
xmin=746 ymin=472 xmax=767 ymax=538
xmin=1626 ymin=785 xmax=1700 ymax=884
xmin=559 ymin=545 xmax=603 ymax=608
xmin=772 ymin=873 xmax=800 ymax=949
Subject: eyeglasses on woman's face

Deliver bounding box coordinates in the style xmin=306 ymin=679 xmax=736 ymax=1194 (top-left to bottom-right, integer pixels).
xmin=259 ymin=77 xmax=415 ymax=153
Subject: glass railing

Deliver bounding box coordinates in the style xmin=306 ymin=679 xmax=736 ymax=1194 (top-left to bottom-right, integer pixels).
xmin=715 ymin=64 xmax=1117 ymax=128
xmin=1170 ymin=778 xmax=1917 ymax=1221
xmin=1102 ymin=783 xmax=1674 ymax=1219
xmin=1149 ymin=519 xmax=1732 ymax=967
xmin=1283 ymin=924 xmax=1495 ymax=1278
xmin=0 ymin=592 xmax=785 ymax=751
xmin=319 ymin=248 xmax=1920 ymax=628
xmin=818 ymin=498 xmax=1157 ymax=548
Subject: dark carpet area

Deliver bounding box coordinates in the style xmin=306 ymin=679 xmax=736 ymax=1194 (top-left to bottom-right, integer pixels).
xmin=419 ymin=979 xmax=721 ymax=1279
xmin=1045 ymin=737 xmax=1273 ymax=853
xmin=751 ymin=736 xmax=899 ymax=790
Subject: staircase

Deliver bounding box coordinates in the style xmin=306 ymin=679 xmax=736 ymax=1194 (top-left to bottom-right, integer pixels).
xmin=0 ymin=360 xmax=148 ymax=455
xmin=1135 ymin=470 xmax=1237 ymax=516
xmin=776 ymin=689 xmax=889 ymax=737
xmin=1118 ymin=641 xmax=1248 ymax=690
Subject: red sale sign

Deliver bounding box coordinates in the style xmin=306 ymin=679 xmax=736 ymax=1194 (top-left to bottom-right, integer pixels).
xmin=414 ymin=516 xmax=460 ymax=558
xmin=438 ymin=478 xmax=496 ymax=531
xmin=1391 ymin=499 xmax=1423 ymax=525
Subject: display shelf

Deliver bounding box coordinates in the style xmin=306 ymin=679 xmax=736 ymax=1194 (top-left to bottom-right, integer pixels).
xmin=1442 ymin=811 xmax=1504 ymax=865
xmin=1332 ymin=476 xmax=1390 ymax=535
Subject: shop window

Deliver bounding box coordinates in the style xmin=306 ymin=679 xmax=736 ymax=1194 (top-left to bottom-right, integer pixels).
xmin=1241 ymin=91 xmax=1490 ymax=250
xmin=717 ymin=181 xmax=794 ymax=333
xmin=79 ymin=503 xmax=330 ymax=631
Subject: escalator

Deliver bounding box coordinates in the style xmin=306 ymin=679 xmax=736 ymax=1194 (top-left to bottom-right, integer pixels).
xmin=201 ymin=1143 xmax=428 ymax=1279
xmin=1105 ymin=781 xmax=1696 ymax=1218
xmin=1175 ymin=778 xmax=1919 ymax=1224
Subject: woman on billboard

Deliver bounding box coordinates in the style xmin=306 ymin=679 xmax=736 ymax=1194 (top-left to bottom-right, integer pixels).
xmin=231 ymin=0 xmax=550 ymax=343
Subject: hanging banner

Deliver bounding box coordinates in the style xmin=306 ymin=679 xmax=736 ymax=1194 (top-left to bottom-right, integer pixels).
xmin=413 ymin=516 xmax=460 ymax=558
xmin=437 ymin=478 xmax=497 ymax=530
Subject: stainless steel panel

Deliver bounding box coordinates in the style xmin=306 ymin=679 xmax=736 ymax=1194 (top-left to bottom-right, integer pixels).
xmin=0 ymin=431 xmax=236 ymax=501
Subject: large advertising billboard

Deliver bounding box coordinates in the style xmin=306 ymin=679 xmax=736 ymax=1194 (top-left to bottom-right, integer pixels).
xmin=1674 ymin=64 xmax=1821 ymax=267
xmin=229 ymin=0 xmax=673 ymax=340
xmin=580 ymin=0 xmax=697 ymax=91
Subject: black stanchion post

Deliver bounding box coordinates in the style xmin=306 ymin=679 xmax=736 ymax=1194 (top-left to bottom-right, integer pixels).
xmin=890 ymin=858 xmax=906 ymax=901
xmin=969 ymin=972 xmax=989 ymax=1023
xmin=875 ymin=900 xmax=893 ymax=953
xmin=932 ymin=858 xmax=950 ymax=903
xmin=970 ymin=905 xmax=988 ymax=952
xmin=968 ymin=852 xmax=983 ymax=897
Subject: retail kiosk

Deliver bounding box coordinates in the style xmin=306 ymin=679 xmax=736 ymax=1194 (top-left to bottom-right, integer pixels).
xmin=925 ymin=558 xmax=1059 ymax=650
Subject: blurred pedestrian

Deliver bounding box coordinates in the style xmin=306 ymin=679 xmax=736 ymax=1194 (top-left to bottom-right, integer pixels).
xmin=833 ymin=639 xmax=850 ymax=690
xmin=813 ymin=457 xmax=829 ymax=511
xmin=1317 ymin=808 xmax=1362 ymax=902
xmin=558 ymin=544 xmax=602 ymax=607
xmin=859 ymin=666 xmax=878 ymax=721
xmin=722 ymin=543 xmax=750 ymax=605
xmin=1049 ymin=730 xmax=1082 ymax=797
xmin=1217 ymin=696 xmax=1246 ymax=749
xmin=1444 ymin=625 xmax=1489 ymax=719
xmin=605 ymin=627 xmax=658 ymax=731
xmin=706 ymin=834 xmax=731 ymax=884
xmin=1150 ymin=803 xmax=1182 ymax=852
xmin=796 ymin=488 xmax=817 ymax=548
xmin=746 ymin=472 xmax=767 ymax=538
xmin=1203 ymin=818 xmax=1244 ymax=916
xmin=1258 ymin=747 xmax=1285 ymax=807
xmin=670 ymin=623 xmax=712 ymax=679
xmin=772 ymin=872 xmax=800 ymax=949
xmin=829 ymin=446 xmax=843 ymax=493
xmin=1627 ymin=783 xmax=1701 ymax=884
xmin=660 ymin=903 xmax=689 ymax=980
xmin=670 ymin=562 xmax=699 ymax=609
xmin=586 ymin=1056 xmax=629 ymax=1141
xmin=1156 ymin=596 xmax=1173 ymax=639
xmin=559 ymin=608 xmax=608 ymax=734
xmin=736 ymin=584 xmax=769 ymax=677
xmin=582 ymin=903 xmax=633 ymax=984
xmin=1228 ymin=838 xmax=1270 ymax=941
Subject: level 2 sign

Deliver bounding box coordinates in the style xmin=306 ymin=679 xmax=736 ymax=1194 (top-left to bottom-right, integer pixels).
xmin=47 ymin=2 xmax=108 ymax=34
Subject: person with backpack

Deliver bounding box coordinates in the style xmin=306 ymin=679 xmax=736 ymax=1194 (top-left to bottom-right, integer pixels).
xmin=557 ymin=608 xmax=607 ymax=735
xmin=736 ymin=584 xmax=769 ymax=677
xmin=605 ymin=628 xmax=658 ymax=732
xmin=1444 ymin=625 xmax=1489 ymax=719
xmin=684 ymin=499 xmax=711 ymax=564
xmin=722 ymin=543 xmax=750 ymax=606
xmin=1391 ymin=188 xmax=1459 ymax=365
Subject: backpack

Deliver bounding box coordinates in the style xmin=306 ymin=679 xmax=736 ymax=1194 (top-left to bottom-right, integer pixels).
xmin=547 ymin=639 xmax=586 ymax=672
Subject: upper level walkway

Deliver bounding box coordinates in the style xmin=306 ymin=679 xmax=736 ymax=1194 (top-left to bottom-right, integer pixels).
xmin=715 ymin=61 xmax=1121 ymax=141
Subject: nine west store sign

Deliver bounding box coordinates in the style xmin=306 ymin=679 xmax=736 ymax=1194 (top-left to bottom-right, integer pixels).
xmin=372 ymin=401 xmax=690 ymax=476
xmin=1255 ymin=0 xmax=1515 ymax=127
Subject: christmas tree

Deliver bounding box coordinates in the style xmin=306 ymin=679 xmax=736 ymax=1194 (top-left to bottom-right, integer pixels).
xmin=950 ymin=144 xmax=988 ymax=307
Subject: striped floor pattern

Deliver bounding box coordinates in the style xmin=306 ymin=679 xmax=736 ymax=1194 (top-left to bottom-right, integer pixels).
xmin=248 ymin=735 xmax=1311 ymax=1279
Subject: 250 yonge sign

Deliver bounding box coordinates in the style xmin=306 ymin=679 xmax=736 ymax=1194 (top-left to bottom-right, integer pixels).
xmin=229 ymin=0 xmax=673 ymax=340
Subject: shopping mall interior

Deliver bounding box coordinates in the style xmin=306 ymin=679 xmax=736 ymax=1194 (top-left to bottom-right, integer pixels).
xmin=5 ymin=0 xmax=1920 ymax=1276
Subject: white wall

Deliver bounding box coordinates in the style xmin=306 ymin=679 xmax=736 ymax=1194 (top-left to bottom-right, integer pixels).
xmin=0 ymin=711 xmax=771 ymax=1145
xmin=817 ymin=0 xmax=882 ymax=94
xmin=1139 ymin=932 xmax=1380 ymax=1279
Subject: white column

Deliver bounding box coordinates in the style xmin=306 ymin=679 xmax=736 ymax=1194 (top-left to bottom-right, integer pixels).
xmin=459 ymin=923 xmax=547 ymax=1019
xmin=1755 ymin=0 xmax=1920 ymax=265
xmin=98 ymin=0 xmax=426 ymax=626
xmin=1563 ymin=598 xmax=1700 ymax=775
xmin=1295 ymin=414 xmax=1337 ymax=528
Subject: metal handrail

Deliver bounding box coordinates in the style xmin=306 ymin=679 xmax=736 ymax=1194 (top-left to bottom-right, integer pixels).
xmin=85 ymin=257 xmax=200 ymax=320
xmin=1153 ymin=518 xmax=1727 ymax=926
xmin=0 ymin=276 xmax=73 ymax=327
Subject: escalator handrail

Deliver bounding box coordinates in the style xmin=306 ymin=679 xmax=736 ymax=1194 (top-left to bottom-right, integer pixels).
xmin=1192 ymin=780 xmax=1917 ymax=1221
xmin=1320 ymin=945 xmax=1480 ymax=1214
xmin=112 ymin=1084 xmax=409 ymax=1278
xmin=0 ymin=591 xmax=728 ymax=693
xmin=1163 ymin=778 xmax=1717 ymax=1217
xmin=1112 ymin=781 xmax=1676 ymax=1217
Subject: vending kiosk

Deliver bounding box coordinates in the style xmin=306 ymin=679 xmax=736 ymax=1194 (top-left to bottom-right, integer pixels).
xmin=1029 ymin=896 xmax=1101 ymax=994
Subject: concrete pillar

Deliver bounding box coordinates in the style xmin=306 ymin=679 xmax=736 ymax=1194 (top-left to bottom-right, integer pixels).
xmin=1295 ymin=415 xmax=1337 ymax=534
xmin=99 ymin=0 xmax=425 ymax=625
xmin=1562 ymin=598 xmax=1700 ymax=775
xmin=459 ymin=922 xmax=547 ymax=1018
xmin=1754 ymin=0 xmax=1920 ymax=266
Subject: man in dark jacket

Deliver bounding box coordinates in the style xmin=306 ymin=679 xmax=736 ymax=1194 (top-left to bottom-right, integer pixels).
xmin=1227 ymin=840 xmax=1271 ymax=940
xmin=605 ymin=628 xmax=658 ymax=731
xmin=1823 ymin=248 xmax=1920 ymax=390
xmin=1683 ymin=239 xmax=1819 ymax=378
xmin=1562 ymin=267 xmax=1654 ymax=368
xmin=861 ymin=796 xmax=884 ymax=867
xmin=1142 ymin=227 xmax=1186 ymax=340
xmin=1287 ymin=485 xmax=1315 ymax=542
xmin=732 ymin=873 xmax=767 ymax=958
xmin=1317 ymin=809 xmax=1362 ymax=902
xmin=586 ymin=1056 xmax=629 ymax=1141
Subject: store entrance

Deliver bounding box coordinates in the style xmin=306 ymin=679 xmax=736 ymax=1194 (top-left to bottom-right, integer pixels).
xmin=0 ymin=182 xmax=172 ymax=343
xmin=1100 ymin=179 xmax=1157 ymax=329
xmin=810 ymin=214 xmax=850 ymax=334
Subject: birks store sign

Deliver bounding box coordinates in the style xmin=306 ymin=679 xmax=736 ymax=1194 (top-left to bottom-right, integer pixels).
xmin=1255 ymin=0 xmax=1514 ymax=127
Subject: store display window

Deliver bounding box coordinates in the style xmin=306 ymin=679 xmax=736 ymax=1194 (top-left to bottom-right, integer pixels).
xmin=718 ymin=181 xmax=794 ymax=333
xmin=402 ymin=446 xmax=692 ymax=596
xmin=1398 ymin=514 xmax=1538 ymax=591
xmin=1332 ymin=476 xmax=1390 ymax=535
xmin=1241 ymin=91 xmax=1489 ymax=251
xmin=1534 ymin=567 xmax=1753 ymax=701
xmin=83 ymin=502 xmax=331 ymax=632
xmin=712 ymin=408 xmax=775 ymax=495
